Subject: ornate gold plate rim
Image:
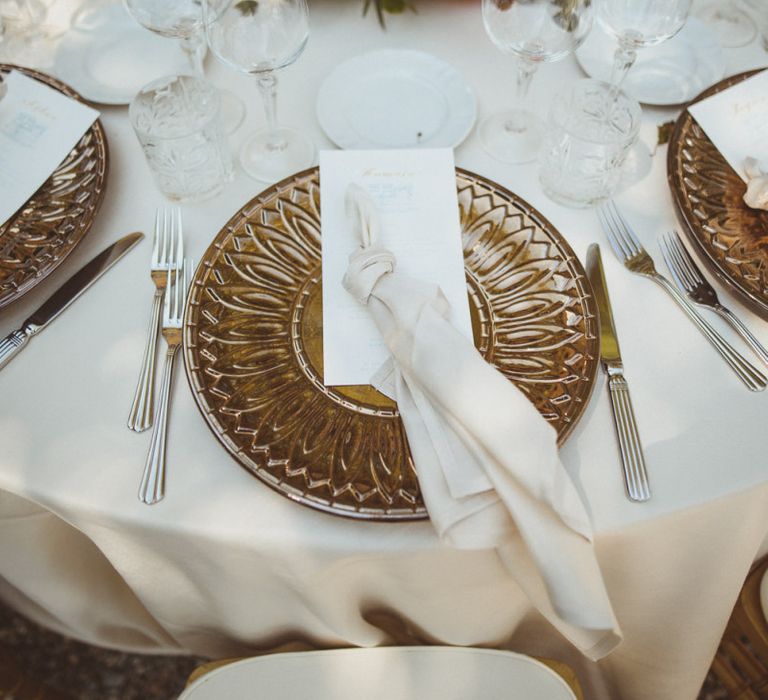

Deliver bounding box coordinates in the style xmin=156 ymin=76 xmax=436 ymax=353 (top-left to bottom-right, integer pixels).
xmin=667 ymin=69 xmax=768 ymax=321
xmin=0 ymin=64 xmax=109 ymax=310
xmin=183 ymin=166 xmax=599 ymax=521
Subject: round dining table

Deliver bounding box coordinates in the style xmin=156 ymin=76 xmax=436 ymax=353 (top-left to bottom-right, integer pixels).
xmin=1 ymin=2 xmax=768 ymax=699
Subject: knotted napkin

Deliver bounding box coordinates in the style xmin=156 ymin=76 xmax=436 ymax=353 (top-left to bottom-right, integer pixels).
xmin=341 ymin=184 xmax=621 ymax=660
xmin=743 ymin=157 xmax=768 ymax=211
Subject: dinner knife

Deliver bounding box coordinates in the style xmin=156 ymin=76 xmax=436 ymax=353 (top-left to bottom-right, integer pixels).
xmin=585 ymin=243 xmax=651 ymax=503
xmin=0 ymin=232 xmax=144 ymax=372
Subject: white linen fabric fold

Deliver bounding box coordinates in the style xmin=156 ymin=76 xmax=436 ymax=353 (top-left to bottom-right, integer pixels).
xmin=341 ymin=184 xmax=621 ymax=660
xmin=743 ymin=157 xmax=768 ymax=211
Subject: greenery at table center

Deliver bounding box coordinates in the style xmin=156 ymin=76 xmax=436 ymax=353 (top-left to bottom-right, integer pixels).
xmin=237 ymin=0 xmax=589 ymax=28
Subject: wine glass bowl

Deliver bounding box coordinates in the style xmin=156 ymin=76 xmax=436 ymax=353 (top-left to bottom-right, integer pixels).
xmin=598 ymin=0 xmax=689 ymax=46
xmin=480 ymin=0 xmax=593 ymax=164
xmin=203 ymin=0 xmax=315 ymax=184
xmin=204 ymin=1 xmax=308 ymax=74
xmin=123 ymin=0 xmax=201 ymax=39
xmin=695 ymin=1 xmax=756 ymax=49
xmin=483 ymin=0 xmax=593 ymax=63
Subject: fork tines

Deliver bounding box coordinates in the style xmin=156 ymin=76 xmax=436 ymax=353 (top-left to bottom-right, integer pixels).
xmin=659 ymin=232 xmax=699 ymax=293
xmin=153 ymin=207 xmax=184 ymax=273
xmin=597 ymin=200 xmax=642 ymax=261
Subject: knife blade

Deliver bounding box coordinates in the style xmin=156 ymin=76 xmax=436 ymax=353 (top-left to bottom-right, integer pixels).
xmin=0 ymin=232 xmax=144 ymax=371
xmin=585 ymin=243 xmax=651 ymax=503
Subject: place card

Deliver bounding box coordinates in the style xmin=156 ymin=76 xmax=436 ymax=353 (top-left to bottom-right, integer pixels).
xmin=687 ymin=69 xmax=768 ymax=182
xmin=0 ymin=70 xmax=99 ymax=226
xmin=320 ymin=148 xmax=472 ymax=387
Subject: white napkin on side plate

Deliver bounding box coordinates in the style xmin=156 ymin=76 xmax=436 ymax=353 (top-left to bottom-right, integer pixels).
xmin=342 ymin=184 xmax=621 ymax=661
xmin=743 ymin=157 xmax=768 ymax=211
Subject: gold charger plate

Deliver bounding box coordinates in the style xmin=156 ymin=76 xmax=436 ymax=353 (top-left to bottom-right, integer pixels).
xmin=0 ymin=64 xmax=108 ymax=310
xmin=668 ymin=69 xmax=768 ymax=320
xmin=183 ymin=167 xmax=598 ymax=520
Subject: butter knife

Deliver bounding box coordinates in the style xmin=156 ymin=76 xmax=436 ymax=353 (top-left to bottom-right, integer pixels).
xmin=0 ymin=232 xmax=144 ymax=372
xmin=586 ymin=243 xmax=651 ymax=503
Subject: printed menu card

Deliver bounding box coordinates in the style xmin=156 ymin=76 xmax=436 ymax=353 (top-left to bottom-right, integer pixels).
xmin=687 ymin=69 xmax=768 ymax=182
xmin=320 ymin=148 xmax=472 ymax=386
xmin=0 ymin=71 xmax=99 ymax=226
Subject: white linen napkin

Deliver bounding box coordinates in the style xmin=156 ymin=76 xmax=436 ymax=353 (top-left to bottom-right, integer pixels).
xmin=342 ymin=184 xmax=621 ymax=661
xmin=743 ymin=157 xmax=768 ymax=211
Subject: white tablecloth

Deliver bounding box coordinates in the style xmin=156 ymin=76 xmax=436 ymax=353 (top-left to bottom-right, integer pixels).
xmin=2 ymin=2 xmax=768 ymax=699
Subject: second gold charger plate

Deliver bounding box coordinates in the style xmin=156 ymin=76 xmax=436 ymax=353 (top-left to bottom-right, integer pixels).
xmin=184 ymin=168 xmax=598 ymax=520
xmin=0 ymin=64 xmax=109 ymax=310
xmin=668 ymin=70 xmax=768 ymax=320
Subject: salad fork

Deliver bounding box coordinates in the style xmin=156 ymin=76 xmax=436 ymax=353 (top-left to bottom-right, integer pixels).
xmin=660 ymin=231 xmax=768 ymax=367
xmin=139 ymin=257 xmax=192 ymax=505
xmin=597 ymin=201 xmax=767 ymax=392
xmin=128 ymin=208 xmax=183 ymax=432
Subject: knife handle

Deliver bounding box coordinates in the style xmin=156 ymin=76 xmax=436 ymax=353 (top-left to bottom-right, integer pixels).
xmin=607 ymin=369 xmax=651 ymax=502
xmin=0 ymin=329 xmax=31 ymax=371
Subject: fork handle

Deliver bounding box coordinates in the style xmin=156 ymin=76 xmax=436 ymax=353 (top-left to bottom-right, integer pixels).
xmin=138 ymin=345 xmax=178 ymax=505
xmin=713 ymin=304 xmax=768 ymax=367
xmin=606 ymin=367 xmax=650 ymax=502
xmin=653 ymin=275 xmax=767 ymax=391
xmin=127 ymin=289 xmax=163 ymax=432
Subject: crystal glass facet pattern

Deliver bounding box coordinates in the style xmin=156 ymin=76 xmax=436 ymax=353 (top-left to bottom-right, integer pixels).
xmin=129 ymin=75 xmax=232 ymax=202
xmin=539 ymin=79 xmax=641 ymax=208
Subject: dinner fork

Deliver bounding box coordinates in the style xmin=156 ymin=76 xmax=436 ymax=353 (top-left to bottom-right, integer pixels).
xmin=127 ymin=209 xmax=183 ymax=432
xmin=660 ymin=231 xmax=768 ymax=367
xmin=597 ymin=202 xmax=767 ymax=392
xmin=138 ymin=257 xmax=192 ymax=505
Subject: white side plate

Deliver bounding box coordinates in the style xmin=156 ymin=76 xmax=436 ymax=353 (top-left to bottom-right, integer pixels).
xmin=317 ymin=49 xmax=477 ymax=150
xmin=576 ymin=17 xmax=725 ymax=106
xmin=53 ymin=2 xmax=189 ymax=106
xmin=179 ymin=647 xmax=578 ymax=700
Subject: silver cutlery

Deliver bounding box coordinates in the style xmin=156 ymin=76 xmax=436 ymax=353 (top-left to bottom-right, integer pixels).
xmin=597 ymin=201 xmax=767 ymax=392
xmin=128 ymin=208 xmax=183 ymax=433
xmin=586 ymin=243 xmax=651 ymax=502
xmin=139 ymin=257 xmax=192 ymax=505
xmin=0 ymin=233 xmax=143 ymax=371
xmin=660 ymin=231 xmax=768 ymax=367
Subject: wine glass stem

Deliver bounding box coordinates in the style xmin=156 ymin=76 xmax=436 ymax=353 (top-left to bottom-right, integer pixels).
xmin=179 ymin=32 xmax=206 ymax=79
xmin=609 ymin=36 xmax=637 ymax=93
xmin=257 ymin=72 xmax=286 ymax=150
xmin=507 ymin=58 xmax=538 ymax=133
xmin=17 ymin=0 xmax=43 ymax=24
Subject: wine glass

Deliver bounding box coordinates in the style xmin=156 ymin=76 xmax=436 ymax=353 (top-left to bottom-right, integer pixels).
xmin=123 ymin=0 xmax=245 ymax=133
xmin=481 ymin=0 xmax=593 ymax=164
xmin=695 ymin=0 xmax=756 ymax=48
xmin=203 ymin=0 xmax=315 ymax=184
xmin=596 ymin=0 xmax=691 ymax=93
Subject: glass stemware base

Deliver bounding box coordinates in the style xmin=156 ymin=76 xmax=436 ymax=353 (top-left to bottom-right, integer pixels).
xmin=479 ymin=110 xmax=543 ymax=164
xmin=240 ymin=126 xmax=316 ymax=183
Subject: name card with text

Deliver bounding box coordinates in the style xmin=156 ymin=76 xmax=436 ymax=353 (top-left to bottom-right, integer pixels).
xmin=320 ymin=148 xmax=472 ymax=387
xmin=0 ymin=71 xmax=99 ymax=226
